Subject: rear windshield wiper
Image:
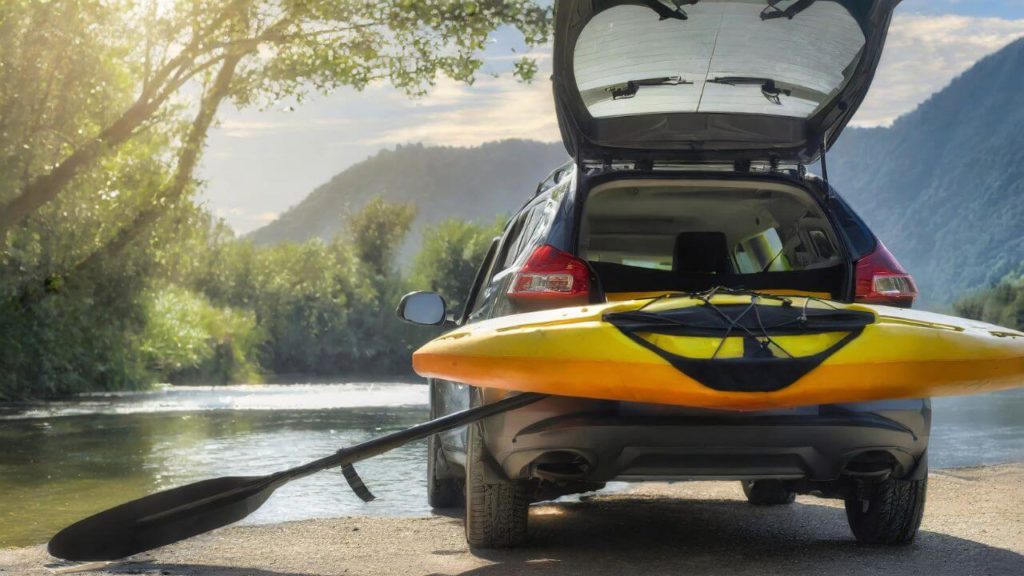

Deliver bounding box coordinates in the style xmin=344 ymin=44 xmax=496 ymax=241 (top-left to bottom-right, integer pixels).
xmin=706 ymin=76 xmax=826 ymax=105
xmin=761 ymin=0 xmax=816 ymax=21
xmin=607 ymin=76 xmax=693 ymax=100
xmin=641 ymin=0 xmax=701 ymax=21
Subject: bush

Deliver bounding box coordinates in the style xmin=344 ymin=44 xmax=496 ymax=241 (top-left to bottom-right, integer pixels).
xmin=140 ymin=286 xmax=264 ymax=384
xmin=954 ymin=275 xmax=1024 ymax=330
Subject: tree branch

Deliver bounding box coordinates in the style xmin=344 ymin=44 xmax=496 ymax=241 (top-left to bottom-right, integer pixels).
xmin=68 ymin=51 xmax=245 ymax=283
xmin=0 ymin=0 xmax=256 ymax=246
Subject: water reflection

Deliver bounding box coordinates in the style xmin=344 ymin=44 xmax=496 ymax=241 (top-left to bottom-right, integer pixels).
xmin=0 ymin=382 xmax=427 ymax=419
xmin=0 ymin=384 xmax=430 ymax=548
xmin=1 ymin=384 xmax=1022 ymax=549
xmin=931 ymin=390 xmax=1024 ymax=467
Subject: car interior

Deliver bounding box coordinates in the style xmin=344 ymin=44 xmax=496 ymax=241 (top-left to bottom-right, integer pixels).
xmin=578 ymin=180 xmax=847 ymax=298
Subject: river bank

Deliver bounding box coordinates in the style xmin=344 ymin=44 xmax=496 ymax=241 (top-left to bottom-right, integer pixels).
xmin=3 ymin=463 xmax=1022 ymax=576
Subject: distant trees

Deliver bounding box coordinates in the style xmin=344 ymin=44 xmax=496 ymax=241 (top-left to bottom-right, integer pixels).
xmin=350 ymin=198 xmax=418 ymax=277
xmin=414 ymin=218 xmax=504 ymax=312
xmin=954 ymin=276 xmax=1024 ymax=330
xmin=0 ymin=196 xmax=502 ymax=400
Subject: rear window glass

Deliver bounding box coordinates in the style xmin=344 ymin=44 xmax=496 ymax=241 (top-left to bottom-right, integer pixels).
xmin=499 ymin=199 xmax=552 ymax=271
xmin=573 ymin=1 xmax=866 ymax=119
xmin=828 ymin=193 xmax=877 ymax=259
xmin=579 ymin=182 xmax=842 ymax=276
xmin=734 ymin=228 xmax=787 ymax=274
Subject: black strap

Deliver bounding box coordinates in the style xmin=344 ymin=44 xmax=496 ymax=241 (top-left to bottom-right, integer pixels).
xmin=341 ymin=464 xmax=376 ymax=502
xmin=622 ymin=328 xmax=861 ymax=392
xmin=606 ymin=295 xmax=869 ymax=393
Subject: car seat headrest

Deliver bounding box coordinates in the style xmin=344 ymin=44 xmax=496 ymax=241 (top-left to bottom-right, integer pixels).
xmin=673 ymin=232 xmax=731 ymax=275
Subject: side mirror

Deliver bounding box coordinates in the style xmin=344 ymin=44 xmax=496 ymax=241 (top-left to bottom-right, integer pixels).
xmin=397 ymin=291 xmax=448 ymax=326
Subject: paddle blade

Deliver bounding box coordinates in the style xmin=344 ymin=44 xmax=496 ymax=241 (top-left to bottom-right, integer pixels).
xmin=48 ymin=476 xmax=275 ymax=561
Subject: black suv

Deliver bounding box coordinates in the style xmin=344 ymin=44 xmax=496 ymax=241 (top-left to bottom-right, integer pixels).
xmin=401 ymin=0 xmax=928 ymax=550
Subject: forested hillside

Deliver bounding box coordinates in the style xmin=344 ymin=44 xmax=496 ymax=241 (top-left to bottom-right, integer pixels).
xmin=828 ymin=38 xmax=1024 ymax=306
xmin=247 ymin=140 xmax=568 ymax=250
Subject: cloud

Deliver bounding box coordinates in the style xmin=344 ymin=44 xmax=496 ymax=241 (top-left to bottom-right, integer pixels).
xmin=852 ymin=14 xmax=1024 ymax=126
xmin=217 ymin=118 xmax=355 ymax=138
xmin=365 ymin=74 xmax=559 ymax=146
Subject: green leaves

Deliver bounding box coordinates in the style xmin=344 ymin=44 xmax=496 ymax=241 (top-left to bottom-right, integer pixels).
xmin=249 ymin=0 xmax=553 ymax=102
xmin=348 ymin=197 xmax=417 ymax=277
xmin=513 ymin=56 xmax=540 ymax=83
xmin=954 ymin=275 xmax=1024 ymax=330
xmin=139 ymin=285 xmax=264 ymax=384
xmin=413 ymin=217 xmax=502 ymax=311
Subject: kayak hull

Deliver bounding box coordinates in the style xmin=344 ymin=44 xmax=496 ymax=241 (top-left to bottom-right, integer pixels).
xmin=413 ymin=296 xmax=1024 ymax=411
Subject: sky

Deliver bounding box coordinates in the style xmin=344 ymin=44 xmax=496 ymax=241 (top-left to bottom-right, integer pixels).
xmin=200 ymin=0 xmax=1024 ymax=234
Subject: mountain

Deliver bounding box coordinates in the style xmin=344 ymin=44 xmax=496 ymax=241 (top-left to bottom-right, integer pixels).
xmin=250 ymin=39 xmax=1024 ymax=306
xmin=246 ymin=139 xmax=568 ymax=249
xmin=828 ymin=38 xmax=1024 ymax=306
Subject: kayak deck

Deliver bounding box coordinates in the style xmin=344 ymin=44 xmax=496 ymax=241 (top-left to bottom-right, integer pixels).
xmin=413 ymin=294 xmax=1024 ymax=410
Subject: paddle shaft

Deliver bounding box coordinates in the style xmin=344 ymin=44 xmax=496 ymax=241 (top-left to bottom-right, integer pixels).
xmin=50 ymin=391 xmax=548 ymax=560
xmin=273 ymin=391 xmax=545 ymax=484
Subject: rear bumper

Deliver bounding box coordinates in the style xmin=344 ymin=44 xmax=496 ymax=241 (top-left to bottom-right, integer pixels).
xmin=478 ymin=392 xmax=930 ymax=483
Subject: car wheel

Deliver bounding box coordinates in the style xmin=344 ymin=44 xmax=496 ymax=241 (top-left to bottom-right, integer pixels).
xmin=426 ymin=380 xmax=463 ymax=509
xmin=844 ymin=476 xmax=927 ymax=545
xmin=464 ymin=419 xmax=528 ymax=548
xmin=427 ymin=431 xmax=463 ymax=508
xmin=741 ymin=480 xmax=796 ymax=505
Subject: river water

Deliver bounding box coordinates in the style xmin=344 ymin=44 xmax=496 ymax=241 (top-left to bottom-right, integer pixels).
xmin=1 ymin=383 xmax=1022 ymax=548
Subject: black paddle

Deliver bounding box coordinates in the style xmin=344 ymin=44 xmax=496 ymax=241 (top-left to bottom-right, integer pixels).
xmin=48 ymin=392 xmax=545 ymax=561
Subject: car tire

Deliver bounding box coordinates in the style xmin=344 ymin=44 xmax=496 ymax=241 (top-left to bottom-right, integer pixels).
xmin=464 ymin=419 xmax=529 ymax=548
xmin=844 ymin=476 xmax=927 ymax=545
xmin=427 ymin=431 xmax=463 ymax=508
xmin=741 ymin=480 xmax=796 ymax=505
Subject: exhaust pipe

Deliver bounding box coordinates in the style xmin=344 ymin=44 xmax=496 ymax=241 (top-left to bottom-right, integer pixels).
xmin=842 ymin=450 xmax=899 ymax=480
xmin=529 ymin=451 xmax=593 ymax=482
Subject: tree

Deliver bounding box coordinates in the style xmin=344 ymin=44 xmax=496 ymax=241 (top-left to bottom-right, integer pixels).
xmin=954 ymin=276 xmax=1024 ymax=330
xmin=413 ymin=218 xmax=503 ymax=311
xmin=348 ymin=197 xmax=418 ymax=276
xmin=0 ymin=0 xmax=551 ymax=247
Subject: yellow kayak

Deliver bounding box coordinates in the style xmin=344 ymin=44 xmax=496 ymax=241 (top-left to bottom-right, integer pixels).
xmin=413 ymin=293 xmax=1024 ymax=411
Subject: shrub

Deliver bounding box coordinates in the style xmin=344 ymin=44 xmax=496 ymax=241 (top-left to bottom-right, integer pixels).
xmin=140 ymin=286 xmax=265 ymax=384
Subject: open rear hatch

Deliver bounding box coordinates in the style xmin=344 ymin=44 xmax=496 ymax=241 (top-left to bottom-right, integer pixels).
xmin=552 ymin=0 xmax=900 ymax=163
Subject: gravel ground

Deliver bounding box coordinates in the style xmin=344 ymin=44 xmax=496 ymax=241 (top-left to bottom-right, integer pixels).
xmin=2 ymin=464 xmax=1022 ymax=576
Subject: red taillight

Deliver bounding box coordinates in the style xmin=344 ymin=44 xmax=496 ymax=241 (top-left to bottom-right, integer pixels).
xmin=508 ymin=244 xmax=590 ymax=301
xmin=854 ymin=242 xmax=918 ymax=307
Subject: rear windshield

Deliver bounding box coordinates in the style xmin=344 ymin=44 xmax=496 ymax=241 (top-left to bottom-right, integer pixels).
xmin=573 ymin=0 xmax=867 ymax=120
xmin=579 ymin=181 xmax=844 ymax=294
